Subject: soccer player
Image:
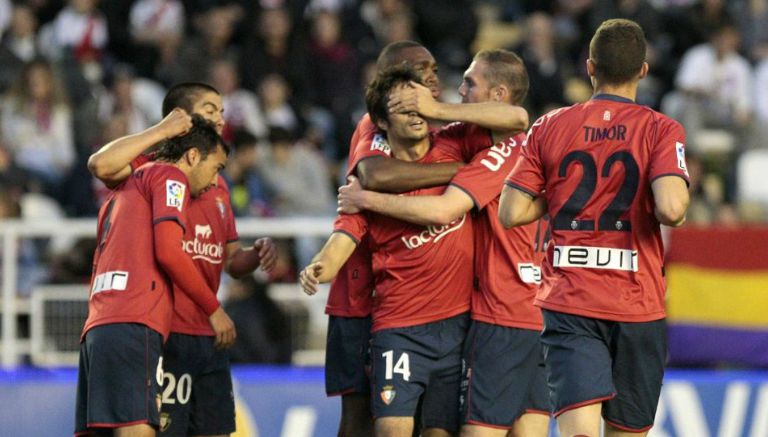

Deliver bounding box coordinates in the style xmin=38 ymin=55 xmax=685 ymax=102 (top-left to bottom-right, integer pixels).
xmin=326 ymin=41 xmax=529 ymax=437
xmin=499 ymin=19 xmax=690 ymax=437
xmin=76 ymin=118 xmax=232 ymax=437
xmin=87 ymin=83 xmax=278 ymax=437
xmin=337 ymin=49 xmax=551 ymax=437
xmin=301 ymin=66 xmax=493 ymax=437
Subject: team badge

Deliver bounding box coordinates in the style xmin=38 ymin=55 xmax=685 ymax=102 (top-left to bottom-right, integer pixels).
xmin=166 ymin=180 xmax=186 ymax=211
xmin=603 ymin=110 xmax=611 ymax=121
xmin=159 ymin=412 xmax=171 ymax=432
xmin=675 ymin=141 xmax=689 ymax=177
xmin=381 ymin=385 xmax=396 ymax=405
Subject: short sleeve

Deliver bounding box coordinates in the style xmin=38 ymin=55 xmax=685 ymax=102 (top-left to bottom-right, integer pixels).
xmin=130 ymin=154 xmax=152 ymax=171
xmin=505 ymin=117 xmax=547 ymax=197
xmin=148 ymin=165 xmax=190 ymax=232
xmin=347 ymin=114 xmax=391 ymax=176
xmin=649 ymin=118 xmax=690 ymax=185
xmin=333 ymin=213 xmax=368 ymax=244
xmin=450 ymin=133 xmax=525 ymax=210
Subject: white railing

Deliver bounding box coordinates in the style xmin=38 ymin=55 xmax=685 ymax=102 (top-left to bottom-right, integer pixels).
xmin=0 ymin=217 xmax=335 ymax=369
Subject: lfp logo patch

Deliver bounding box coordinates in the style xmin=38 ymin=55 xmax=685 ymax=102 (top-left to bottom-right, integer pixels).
xmin=676 ymin=141 xmax=689 ymax=177
xmin=166 ymin=180 xmax=186 ymax=211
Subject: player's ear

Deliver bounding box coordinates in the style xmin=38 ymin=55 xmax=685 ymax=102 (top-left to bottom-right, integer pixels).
xmin=494 ymin=85 xmax=509 ymax=103
xmin=586 ymin=58 xmax=597 ymax=77
xmin=375 ymin=118 xmax=389 ymax=132
xmin=638 ymin=62 xmax=649 ymax=80
xmin=184 ymin=147 xmax=202 ymax=167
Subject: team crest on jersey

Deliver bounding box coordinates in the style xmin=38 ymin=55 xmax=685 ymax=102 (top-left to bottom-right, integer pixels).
xmin=370 ymin=133 xmax=391 ymax=155
xmin=381 ymin=385 xmax=396 ymax=405
xmin=676 ymin=141 xmax=689 ymax=177
xmin=166 ymin=180 xmax=186 ymax=211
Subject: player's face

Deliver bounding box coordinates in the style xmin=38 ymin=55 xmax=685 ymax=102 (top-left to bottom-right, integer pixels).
xmin=396 ymin=46 xmax=441 ymax=99
xmin=458 ymin=60 xmax=493 ymax=104
xmin=189 ymin=145 xmax=227 ymax=197
xmin=191 ymin=91 xmax=225 ymax=135
xmin=385 ymin=87 xmax=428 ymax=142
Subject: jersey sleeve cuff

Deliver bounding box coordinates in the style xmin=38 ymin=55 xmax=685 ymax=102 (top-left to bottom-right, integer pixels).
xmin=153 ymin=216 xmax=186 ymax=234
xmin=449 ymin=182 xmax=481 ymax=210
xmin=504 ymin=181 xmax=539 ymax=198
xmin=650 ymin=173 xmax=690 ymax=187
xmin=332 ymin=229 xmax=360 ymax=245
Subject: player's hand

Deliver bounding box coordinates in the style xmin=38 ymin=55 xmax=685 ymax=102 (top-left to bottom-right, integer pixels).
xmin=299 ymin=262 xmax=324 ymax=295
xmin=208 ymin=307 xmax=237 ymax=349
xmin=337 ymin=175 xmax=364 ymax=214
xmin=388 ymin=81 xmax=437 ymax=117
xmin=253 ymin=237 xmax=277 ymax=272
xmin=157 ymin=108 xmax=193 ymax=139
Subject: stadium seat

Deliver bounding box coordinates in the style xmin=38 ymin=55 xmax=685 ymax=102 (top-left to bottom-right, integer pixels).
xmin=737 ymin=149 xmax=768 ymax=208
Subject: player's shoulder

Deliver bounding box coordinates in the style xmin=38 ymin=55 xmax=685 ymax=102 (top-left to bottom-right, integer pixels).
xmin=354 ymin=113 xmax=375 ymax=132
xmin=530 ymin=105 xmax=576 ymax=130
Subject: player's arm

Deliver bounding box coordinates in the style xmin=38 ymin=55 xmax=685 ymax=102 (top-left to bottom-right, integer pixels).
xmin=88 ymin=109 xmax=192 ymax=188
xmin=388 ymin=81 xmax=529 ymax=133
xmin=154 ymin=220 xmax=236 ymax=348
xmin=224 ymin=238 xmax=278 ymax=278
xmin=299 ymin=232 xmax=358 ymax=295
xmin=498 ymin=185 xmax=547 ymax=228
xmin=356 ymin=156 xmax=462 ymax=193
xmin=338 ymin=176 xmax=472 ymax=226
xmin=651 ymin=175 xmax=689 ymax=227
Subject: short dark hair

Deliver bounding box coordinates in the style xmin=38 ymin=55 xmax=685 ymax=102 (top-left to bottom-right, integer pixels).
xmin=162 ymin=82 xmax=220 ymax=116
xmin=589 ymin=19 xmax=646 ymax=85
xmin=474 ymin=49 xmax=529 ymax=106
xmin=376 ymin=40 xmax=425 ymax=72
xmin=365 ymin=66 xmax=422 ymax=127
xmin=154 ymin=115 xmax=229 ymax=162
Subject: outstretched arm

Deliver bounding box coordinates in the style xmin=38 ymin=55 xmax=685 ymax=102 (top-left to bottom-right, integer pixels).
xmin=498 ymin=184 xmax=547 ymax=228
xmin=388 ymin=81 xmax=529 ymax=133
xmin=225 ymin=238 xmax=278 ymax=278
xmin=356 ymin=156 xmax=462 ymax=193
xmin=338 ymin=176 xmax=473 ymax=226
xmin=299 ymin=232 xmax=358 ymax=295
xmin=88 ymin=109 xmax=192 ymax=188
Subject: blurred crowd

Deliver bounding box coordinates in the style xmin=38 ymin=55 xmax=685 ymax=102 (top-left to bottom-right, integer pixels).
xmin=1 ymin=1 xmax=767 ymax=297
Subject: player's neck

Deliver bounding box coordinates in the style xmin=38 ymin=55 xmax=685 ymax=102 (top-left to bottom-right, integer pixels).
xmin=593 ymin=83 xmax=637 ymax=102
xmin=389 ymin=136 xmax=431 ymax=162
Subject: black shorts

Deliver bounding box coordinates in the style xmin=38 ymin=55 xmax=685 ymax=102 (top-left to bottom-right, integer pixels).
xmin=370 ymin=313 xmax=469 ymax=433
xmin=75 ymin=323 xmax=163 ymax=435
xmin=461 ymin=321 xmax=550 ymax=428
xmin=159 ymin=333 xmax=235 ymax=436
xmin=325 ymin=315 xmax=372 ymax=396
xmin=541 ymin=310 xmax=667 ymax=432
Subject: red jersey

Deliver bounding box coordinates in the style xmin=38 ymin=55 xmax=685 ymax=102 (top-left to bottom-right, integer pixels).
xmin=82 ymin=162 xmax=190 ymax=340
xmin=335 ymin=129 xmax=486 ymax=332
xmin=325 ymin=115 xmax=381 ymax=317
xmin=132 ymin=156 xmax=238 ymax=335
xmin=451 ymin=132 xmax=543 ymax=330
xmin=506 ymin=94 xmax=690 ymax=322
xmin=171 ymin=175 xmax=238 ymax=335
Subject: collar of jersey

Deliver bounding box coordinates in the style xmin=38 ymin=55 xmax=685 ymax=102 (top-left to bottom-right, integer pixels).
xmin=591 ymin=93 xmax=636 ymax=104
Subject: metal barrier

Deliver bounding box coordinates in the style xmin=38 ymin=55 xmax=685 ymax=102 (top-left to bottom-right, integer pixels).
xmin=0 ymin=217 xmax=335 ymax=369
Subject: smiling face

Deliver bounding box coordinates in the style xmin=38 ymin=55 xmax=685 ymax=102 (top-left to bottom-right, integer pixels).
xmin=394 ymin=46 xmax=441 ymax=98
xmin=379 ymin=83 xmax=429 ymax=143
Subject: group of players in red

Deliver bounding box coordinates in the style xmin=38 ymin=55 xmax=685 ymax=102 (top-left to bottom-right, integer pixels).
xmin=75 ymin=17 xmax=689 ymax=437
xmin=301 ymin=18 xmax=689 ymax=437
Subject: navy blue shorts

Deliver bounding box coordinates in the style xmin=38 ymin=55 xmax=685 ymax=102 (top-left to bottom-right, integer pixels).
xmin=541 ymin=310 xmax=667 ymax=432
xmin=325 ymin=315 xmax=372 ymax=396
xmin=461 ymin=321 xmax=550 ymax=428
xmin=370 ymin=313 xmax=469 ymax=433
xmin=159 ymin=333 xmax=235 ymax=436
xmin=75 ymin=323 xmax=163 ymax=435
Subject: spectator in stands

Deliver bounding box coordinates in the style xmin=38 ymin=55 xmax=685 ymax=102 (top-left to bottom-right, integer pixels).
xmin=42 ymin=0 xmax=108 ymax=70
xmin=1 ymin=59 xmax=75 ymax=195
xmin=753 ymin=56 xmax=768 ymax=149
xmin=128 ymin=0 xmax=185 ymax=77
xmin=223 ymin=129 xmax=273 ymax=217
xmin=736 ymin=0 xmax=768 ymax=62
xmin=97 ymin=64 xmax=165 ymax=135
xmin=223 ymin=275 xmax=293 ymax=364
xmin=0 ymin=4 xmax=41 ymax=93
xmin=208 ymin=58 xmax=268 ymax=141
xmin=662 ymin=23 xmax=753 ymax=149
xmin=240 ymin=6 xmax=310 ymax=102
xmin=258 ymin=73 xmax=305 ymax=136
xmin=0 ymin=186 xmax=48 ymax=296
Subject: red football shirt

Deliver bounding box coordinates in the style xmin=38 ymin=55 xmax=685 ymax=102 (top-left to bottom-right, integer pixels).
xmin=451 ymin=132 xmax=543 ymax=330
xmin=171 ymin=175 xmax=238 ymax=335
xmin=506 ymin=94 xmax=690 ymax=322
xmin=83 ymin=162 xmax=190 ymax=340
xmin=335 ymin=129 xmax=485 ymax=332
